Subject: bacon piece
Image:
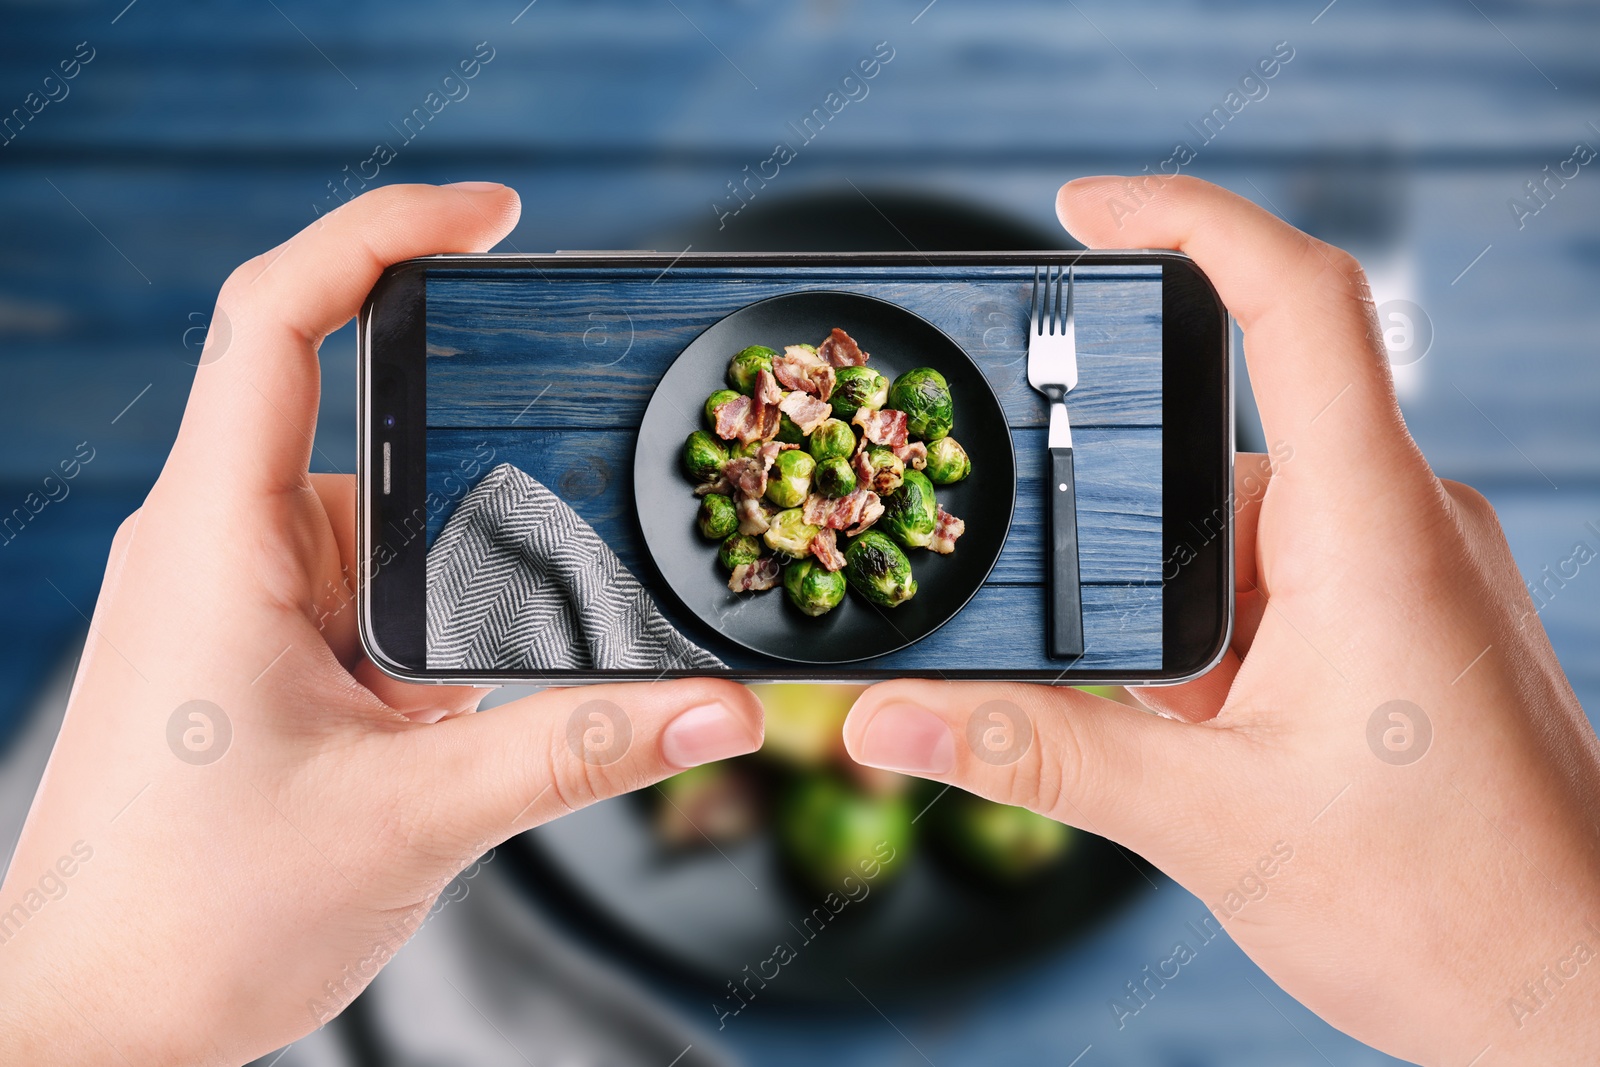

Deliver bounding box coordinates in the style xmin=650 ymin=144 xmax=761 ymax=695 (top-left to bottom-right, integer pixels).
xmin=712 ymin=395 xmax=750 ymax=441
xmin=845 ymin=492 xmax=884 ymax=537
xmin=773 ymin=345 xmax=837 ymax=401
xmin=754 ymin=440 xmax=797 ymax=469
xmin=722 ymin=456 xmax=767 ymax=500
xmin=729 ymin=556 xmax=780 ymax=592
xmin=750 ymin=369 xmax=783 ymax=442
xmin=694 ymin=476 xmax=732 ymax=497
xmin=852 ymin=407 xmax=908 ymax=448
xmin=929 ymin=506 xmax=965 ymax=555
xmin=736 ymin=497 xmax=771 ymax=535
xmin=809 ymin=528 xmax=847 ymax=572
xmin=712 ymin=371 xmax=784 ymax=444
xmin=893 ymin=441 xmax=927 ymax=470
xmin=818 ymin=327 xmax=868 ymax=367
xmin=736 ymin=497 xmax=770 ymax=534
xmin=778 ymin=391 xmax=832 ymax=435
xmin=802 ymin=488 xmax=880 ymax=532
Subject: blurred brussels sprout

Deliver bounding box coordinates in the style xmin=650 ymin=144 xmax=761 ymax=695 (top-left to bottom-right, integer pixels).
xmin=704 ymin=388 xmax=741 ymax=427
xmin=776 ymin=412 xmax=805 ymax=445
xmin=830 ymin=365 xmax=890 ymax=422
xmin=814 ymin=456 xmax=857 ymax=498
xmin=888 ymin=367 xmax=953 ymax=441
xmin=807 ymin=418 xmax=856 ymax=462
xmin=718 ymin=533 xmax=764 ymax=571
xmin=730 ymin=439 xmax=763 ymax=459
xmin=880 ymin=469 xmax=938 ymax=549
xmin=860 ymin=446 xmax=905 ymax=494
xmin=697 ymin=494 xmax=739 ymax=540
xmin=764 ymin=449 xmax=814 ymax=508
xmin=782 ymin=558 xmax=847 ymax=617
xmin=930 ymin=789 xmax=1072 ymax=882
xmin=748 ymin=683 xmax=862 ymax=766
xmin=682 ymin=430 xmax=728 ymax=483
xmin=776 ymin=775 xmax=912 ymax=891
xmin=844 ymin=530 xmax=917 ymax=607
xmin=763 ymin=508 xmax=821 ymax=557
xmin=727 ymin=345 xmax=777 ymax=394
xmin=924 ymin=436 xmax=970 ymax=485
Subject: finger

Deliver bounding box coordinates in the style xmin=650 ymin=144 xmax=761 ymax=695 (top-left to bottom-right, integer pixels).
xmin=1136 ymin=453 xmax=1275 ymax=723
xmin=170 ymin=182 xmax=521 ymax=497
xmin=1132 ymin=647 xmax=1241 ymax=723
xmin=351 ymin=658 xmax=488 ymax=723
xmin=842 ymin=680 xmax=1210 ymax=851
xmin=409 ymin=680 xmax=763 ymax=849
xmin=1056 ymin=175 xmax=1430 ymax=501
xmin=1230 ymin=452 xmax=1272 ymax=654
xmin=306 ymin=473 xmax=489 ymax=721
xmin=307 ymin=474 xmax=360 ymax=662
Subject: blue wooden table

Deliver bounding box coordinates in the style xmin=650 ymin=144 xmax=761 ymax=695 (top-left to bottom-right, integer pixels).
xmin=3 ymin=1 xmax=1598 ymax=1063
xmin=424 ymin=265 xmax=1164 ymax=670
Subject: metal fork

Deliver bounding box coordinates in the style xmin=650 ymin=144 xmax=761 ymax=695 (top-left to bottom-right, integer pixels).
xmin=1027 ymin=264 xmax=1083 ymax=658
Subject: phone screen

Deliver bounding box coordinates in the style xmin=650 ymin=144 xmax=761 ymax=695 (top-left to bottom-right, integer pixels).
xmin=362 ymin=253 xmax=1230 ymax=684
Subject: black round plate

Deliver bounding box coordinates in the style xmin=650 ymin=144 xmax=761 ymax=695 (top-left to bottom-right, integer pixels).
xmin=635 ymin=291 xmax=1016 ymax=664
xmin=506 ymin=779 xmax=1151 ymax=1005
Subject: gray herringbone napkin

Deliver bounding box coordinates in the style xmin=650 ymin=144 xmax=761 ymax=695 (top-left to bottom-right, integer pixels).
xmin=426 ymin=463 xmax=724 ymax=671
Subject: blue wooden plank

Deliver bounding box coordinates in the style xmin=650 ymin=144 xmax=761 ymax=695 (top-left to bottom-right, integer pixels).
xmin=425 ymin=425 xmax=1159 ymax=585
xmin=5 ymin=164 xmax=1600 ymax=490
xmin=423 ymin=268 xmax=1163 ymax=429
xmin=3 ymin=1 xmax=1595 ymax=154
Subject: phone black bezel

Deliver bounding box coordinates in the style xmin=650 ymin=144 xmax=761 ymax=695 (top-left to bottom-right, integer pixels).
xmin=358 ymin=251 xmax=1232 ymax=686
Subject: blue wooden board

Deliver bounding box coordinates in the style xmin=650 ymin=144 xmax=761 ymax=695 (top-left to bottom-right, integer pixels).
xmin=423 ymin=266 xmax=1162 ymax=670
xmin=2 ymin=0 xmax=1598 ymax=1058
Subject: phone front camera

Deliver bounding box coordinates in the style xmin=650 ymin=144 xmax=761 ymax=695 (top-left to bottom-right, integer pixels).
xmin=383 ymin=414 xmax=397 ymax=428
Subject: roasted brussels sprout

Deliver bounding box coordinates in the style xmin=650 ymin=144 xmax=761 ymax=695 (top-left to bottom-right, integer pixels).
xmin=764 ymin=508 xmax=821 ymax=557
xmin=807 ymin=418 xmax=856 ymax=461
xmin=697 ymin=494 xmax=738 ymax=540
xmin=718 ymin=533 xmax=764 ymax=571
xmin=776 ymin=412 xmax=805 ymax=445
xmin=727 ymin=345 xmax=777 ymax=394
xmin=729 ymin=439 xmax=763 ymax=459
xmin=844 ymin=530 xmax=917 ymax=607
xmin=924 ymin=436 xmax=970 ymax=485
xmin=704 ymin=388 xmax=741 ymax=427
xmin=830 ymin=365 xmax=890 ymax=422
xmin=782 ymin=558 xmax=847 ymax=617
xmin=860 ymin=446 xmax=904 ymax=494
xmin=764 ymin=449 xmax=814 ymax=508
xmin=888 ymin=367 xmax=954 ymax=441
xmin=814 ymin=456 xmax=857 ymax=498
xmin=880 ymin=469 xmax=938 ymax=549
xmin=776 ymin=775 xmax=912 ymax=890
xmin=682 ymin=430 xmax=728 ymax=483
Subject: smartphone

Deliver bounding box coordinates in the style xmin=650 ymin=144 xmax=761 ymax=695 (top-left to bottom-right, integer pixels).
xmin=358 ymin=251 xmax=1231 ymax=686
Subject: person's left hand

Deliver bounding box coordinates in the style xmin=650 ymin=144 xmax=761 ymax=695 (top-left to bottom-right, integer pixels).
xmin=0 ymin=183 xmax=764 ymax=1067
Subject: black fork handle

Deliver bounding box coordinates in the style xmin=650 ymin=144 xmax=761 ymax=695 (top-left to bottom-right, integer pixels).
xmin=1047 ymin=444 xmax=1085 ymax=659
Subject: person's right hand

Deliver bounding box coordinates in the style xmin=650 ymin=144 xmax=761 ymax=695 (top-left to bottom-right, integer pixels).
xmin=844 ymin=175 xmax=1600 ymax=1064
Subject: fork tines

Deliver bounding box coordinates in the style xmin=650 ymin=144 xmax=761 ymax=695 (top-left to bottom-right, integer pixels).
xmin=1030 ymin=264 xmax=1074 ymax=337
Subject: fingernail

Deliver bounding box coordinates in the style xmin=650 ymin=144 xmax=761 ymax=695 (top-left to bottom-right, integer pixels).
xmin=855 ymin=704 xmax=955 ymax=774
xmin=405 ymin=707 xmax=452 ymax=724
xmin=442 ymin=181 xmax=504 ymax=193
xmin=662 ymin=704 xmax=756 ymax=768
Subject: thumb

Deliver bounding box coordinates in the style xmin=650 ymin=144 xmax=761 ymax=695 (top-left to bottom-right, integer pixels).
xmin=170 ymin=182 xmax=521 ymax=498
xmin=843 ymin=680 xmax=1207 ymax=851
xmin=408 ymin=680 xmax=764 ymax=850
